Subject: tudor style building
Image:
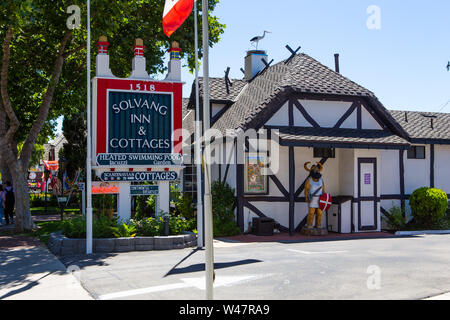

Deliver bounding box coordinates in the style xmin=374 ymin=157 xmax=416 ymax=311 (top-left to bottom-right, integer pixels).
xmin=182 ymin=49 xmax=450 ymax=235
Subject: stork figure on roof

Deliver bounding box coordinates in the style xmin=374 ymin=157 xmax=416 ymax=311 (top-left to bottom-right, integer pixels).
xmin=447 ymin=61 xmax=450 ymax=71
xmin=250 ymin=30 xmax=271 ymax=50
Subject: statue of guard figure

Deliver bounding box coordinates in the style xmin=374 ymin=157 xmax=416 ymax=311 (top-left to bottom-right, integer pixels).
xmin=302 ymin=162 xmax=328 ymax=236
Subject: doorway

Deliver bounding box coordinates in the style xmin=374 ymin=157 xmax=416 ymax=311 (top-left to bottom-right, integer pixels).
xmin=357 ymin=158 xmax=378 ymax=231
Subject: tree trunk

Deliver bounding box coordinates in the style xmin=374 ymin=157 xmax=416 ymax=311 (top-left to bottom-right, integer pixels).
xmin=11 ymin=163 xmax=32 ymax=232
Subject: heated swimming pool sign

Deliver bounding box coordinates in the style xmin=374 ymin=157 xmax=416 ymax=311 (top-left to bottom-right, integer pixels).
xmin=93 ymin=78 xmax=183 ymax=167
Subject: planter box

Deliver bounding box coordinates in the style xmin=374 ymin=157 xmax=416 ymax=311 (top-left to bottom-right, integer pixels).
xmin=48 ymin=231 xmax=197 ymax=256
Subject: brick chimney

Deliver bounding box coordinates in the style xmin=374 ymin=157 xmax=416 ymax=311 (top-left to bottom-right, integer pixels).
xmin=96 ymin=36 xmax=114 ymax=77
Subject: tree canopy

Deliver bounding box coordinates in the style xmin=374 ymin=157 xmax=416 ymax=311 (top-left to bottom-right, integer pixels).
xmin=2 ymin=0 xmax=224 ymax=141
xmin=0 ymin=0 xmax=225 ymax=231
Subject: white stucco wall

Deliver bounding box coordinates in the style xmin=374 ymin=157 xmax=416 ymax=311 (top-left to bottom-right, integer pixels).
xmin=434 ymin=144 xmax=450 ymax=194
xmin=338 ymin=148 xmax=355 ymax=196
xmin=300 ymin=99 xmax=351 ymax=128
xmin=403 ymin=144 xmax=430 ymax=194
xmin=379 ymin=150 xmax=401 ymax=195
xmin=361 ymin=106 xmax=383 ymax=130
xmin=265 ymin=102 xmax=290 ymax=127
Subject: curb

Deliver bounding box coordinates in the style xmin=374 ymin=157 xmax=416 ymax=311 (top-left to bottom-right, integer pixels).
xmin=48 ymin=231 xmax=197 ymax=256
xmin=395 ymin=230 xmax=450 ymax=236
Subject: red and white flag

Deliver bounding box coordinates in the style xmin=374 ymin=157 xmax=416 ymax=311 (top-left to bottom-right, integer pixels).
xmin=163 ymin=0 xmax=195 ymax=37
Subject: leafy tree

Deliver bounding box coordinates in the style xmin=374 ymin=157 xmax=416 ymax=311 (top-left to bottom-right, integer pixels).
xmin=0 ymin=0 xmax=225 ymax=231
xmin=59 ymin=112 xmax=86 ymax=181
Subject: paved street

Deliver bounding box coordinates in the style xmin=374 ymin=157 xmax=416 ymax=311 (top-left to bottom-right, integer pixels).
xmin=57 ymin=234 xmax=450 ymax=300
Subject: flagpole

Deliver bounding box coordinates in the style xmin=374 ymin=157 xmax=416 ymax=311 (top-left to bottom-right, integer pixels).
xmin=201 ymin=0 xmax=214 ymax=300
xmin=194 ymin=1 xmax=204 ymax=249
xmin=86 ymin=0 xmax=93 ymax=254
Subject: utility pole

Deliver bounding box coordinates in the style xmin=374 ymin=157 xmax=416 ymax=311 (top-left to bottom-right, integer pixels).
xmin=86 ymin=0 xmax=93 ymax=254
xmin=202 ymin=0 xmax=214 ymax=300
xmin=194 ymin=0 xmax=204 ymax=249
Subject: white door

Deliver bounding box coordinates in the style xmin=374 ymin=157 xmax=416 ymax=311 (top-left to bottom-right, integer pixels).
xmin=358 ymin=158 xmax=378 ymax=231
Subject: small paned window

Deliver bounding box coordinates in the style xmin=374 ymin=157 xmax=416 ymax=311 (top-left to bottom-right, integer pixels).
xmin=407 ymin=146 xmax=426 ymax=159
xmin=313 ymin=148 xmax=335 ymax=159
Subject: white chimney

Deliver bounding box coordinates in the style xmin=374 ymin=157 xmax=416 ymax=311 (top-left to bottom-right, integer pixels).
xmin=244 ymin=50 xmax=268 ymax=80
xmin=165 ymin=41 xmax=181 ymax=81
xmin=96 ymin=36 xmax=114 ymax=77
xmin=129 ymin=38 xmax=149 ymax=79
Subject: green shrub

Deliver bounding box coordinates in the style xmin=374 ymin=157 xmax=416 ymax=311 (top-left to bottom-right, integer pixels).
xmin=131 ymin=217 xmax=163 ymax=236
xmin=409 ymin=187 xmax=448 ymax=228
xmin=61 ymin=214 xmax=117 ymax=238
xmin=59 ymin=212 xmax=196 ymax=239
xmin=383 ymin=204 xmax=408 ymax=231
xmin=211 ymin=181 xmax=240 ymax=237
xmin=111 ymin=222 xmax=137 ymax=238
xmin=168 ymin=215 xmax=195 ymax=235
xmin=135 ymin=195 xmax=156 ymax=219
xmin=174 ymin=193 xmax=195 ymax=220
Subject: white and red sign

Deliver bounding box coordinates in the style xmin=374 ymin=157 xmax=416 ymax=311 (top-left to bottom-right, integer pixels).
xmin=319 ymin=193 xmax=333 ymax=211
xmin=93 ymin=78 xmax=183 ymax=168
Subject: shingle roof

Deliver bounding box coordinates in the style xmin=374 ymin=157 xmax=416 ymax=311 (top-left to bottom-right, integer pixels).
xmin=182 ymin=98 xmax=190 ymax=118
xmin=389 ymin=110 xmax=450 ymax=142
xmin=275 ymin=126 xmax=410 ymax=149
xmin=212 ymin=53 xmax=380 ymax=134
xmin=187 ymin=77 xmax=247 ymax=110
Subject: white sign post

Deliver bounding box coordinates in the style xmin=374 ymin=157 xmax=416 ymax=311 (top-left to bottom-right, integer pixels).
xmin=86 ymin=0 xmax=93 ymax=254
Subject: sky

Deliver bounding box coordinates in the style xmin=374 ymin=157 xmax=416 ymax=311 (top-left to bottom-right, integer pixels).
xmin=175 ymin=0 xmax=450 ymax=110
xmin=56 ymin=0 xmax=450 ymax=135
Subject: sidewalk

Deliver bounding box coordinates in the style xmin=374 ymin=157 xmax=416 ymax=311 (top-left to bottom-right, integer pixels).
xmin=0 ymin=235 xmax=93 ymax=300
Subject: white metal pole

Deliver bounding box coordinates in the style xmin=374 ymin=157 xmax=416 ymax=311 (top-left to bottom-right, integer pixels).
xmin=86 ymin=0 xmax=93 ymax=254
xmin=201 ymin=0 xmax=214 ymax=300
xmin=194 ymin=1 xmax=204 ymax=249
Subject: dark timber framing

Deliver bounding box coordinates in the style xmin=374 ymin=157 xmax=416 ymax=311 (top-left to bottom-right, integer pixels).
xmin=333 ymin=102 xmax=358 ymax=128
xmin=399 ymin=149 xmax=406 ymax=214
xmin=430 ymin=144 xmax=435 ymax=188
xmin=289 ymin=146 xmax=295 ymax=235
xmin=292 ymin=99 xmax=320 ymax=128
xmin=231 ymin=90 xmax=411 ymax=234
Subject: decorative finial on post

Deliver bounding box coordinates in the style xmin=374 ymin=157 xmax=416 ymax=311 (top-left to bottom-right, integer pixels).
xmin=134 ymin=38 xmax=145 ymax=57
xmin=96 ymin=35 xmax=113 ymax=77
xmin=165 ymin=41 xmax=181 ymax=81
xmin=169 ymin=41 xmax=181 ymax=60
xmin=97 ymin=35 xmax=109 ymax=54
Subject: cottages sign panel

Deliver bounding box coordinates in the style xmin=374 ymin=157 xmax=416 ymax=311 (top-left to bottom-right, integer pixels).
xmin=100 ymin=171 xmax=179 ymax=182
xmin=93 ymin=78 xmax=183 ymax=167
